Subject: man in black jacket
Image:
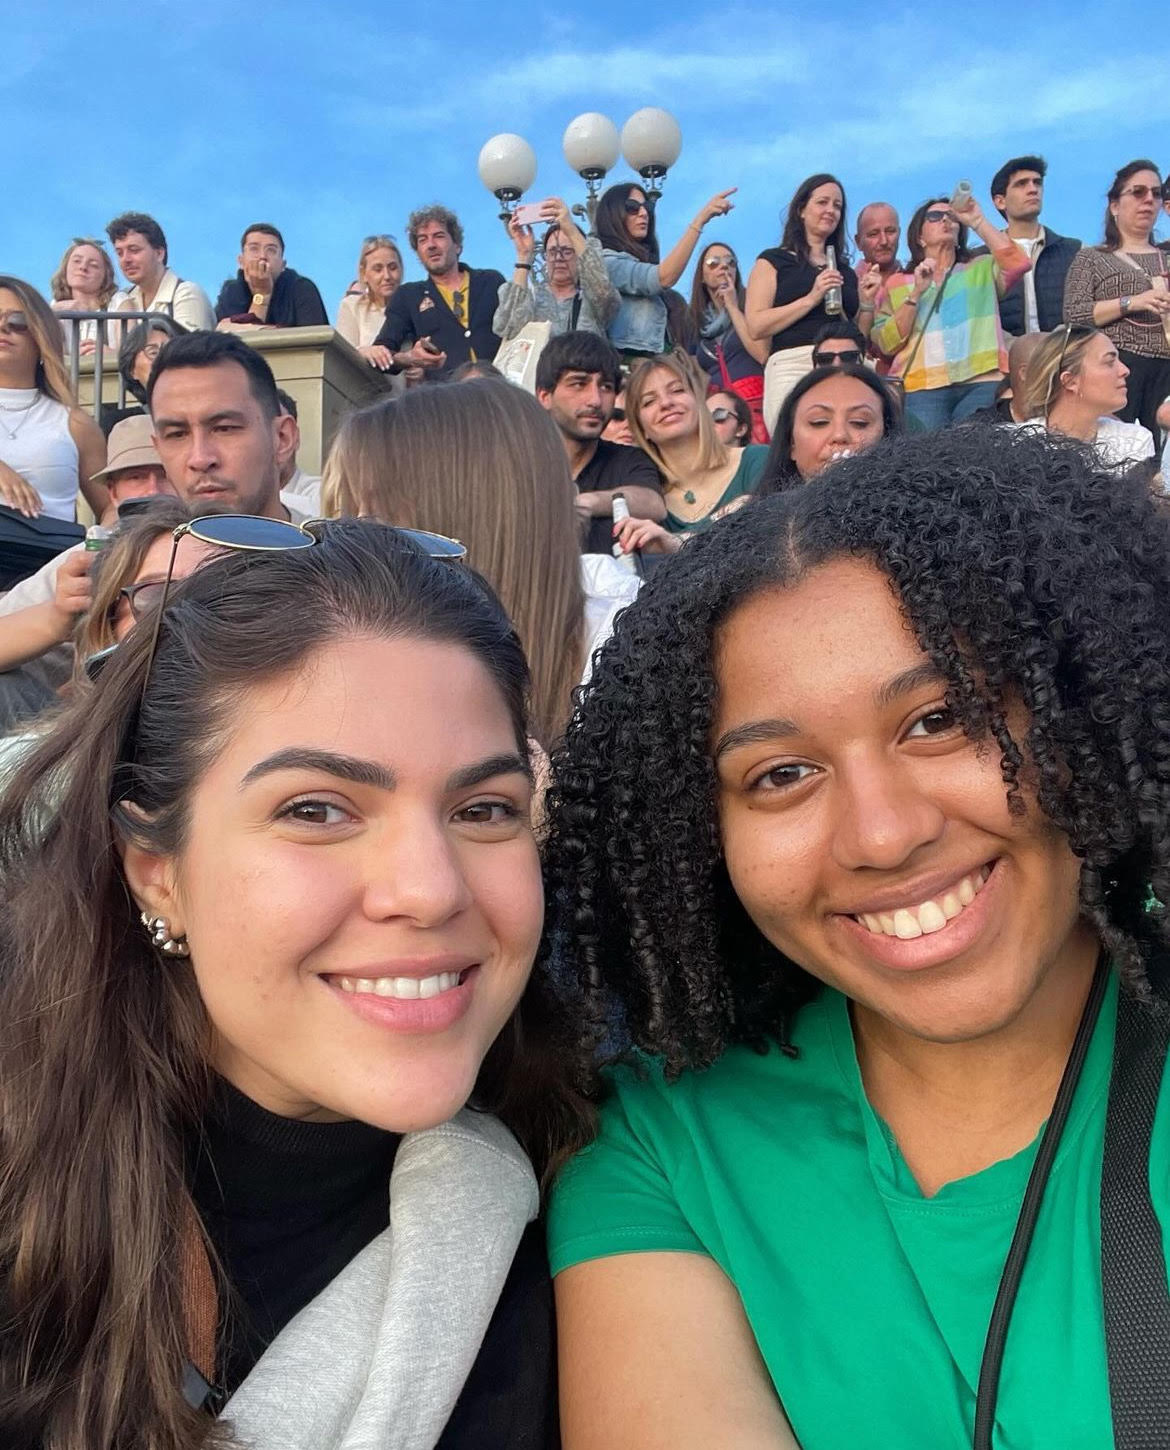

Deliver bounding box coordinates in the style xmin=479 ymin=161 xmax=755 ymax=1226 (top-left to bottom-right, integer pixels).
xmin=215 ymin=224 xmax=328 ymax=329
xmin=373 ymin=206 xmax=505 ymax=382
xmin=987 ymin=156 xmax=1080 ymax=336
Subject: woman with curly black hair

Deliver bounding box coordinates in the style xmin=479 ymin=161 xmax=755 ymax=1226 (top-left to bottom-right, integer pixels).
xmin=544 ymin=426 xmax=1170 ymax=1450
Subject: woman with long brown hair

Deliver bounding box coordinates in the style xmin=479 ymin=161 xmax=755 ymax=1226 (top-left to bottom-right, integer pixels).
xmin=0 ymin=275 xmax=107 ymax=521
xmin=687 ymin=242 xmax=768 ymax=442
xmin=322 ymin=381 xmax=638 ymax=746
xmin=0 ymin=517 xmax=585 ymax=1449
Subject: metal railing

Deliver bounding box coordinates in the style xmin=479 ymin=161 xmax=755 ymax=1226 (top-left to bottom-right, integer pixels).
xmin=55 ymin=309 xmax=175 ymax=421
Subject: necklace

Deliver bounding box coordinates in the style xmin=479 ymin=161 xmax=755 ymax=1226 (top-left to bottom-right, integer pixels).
xmin=0 ymin=393 xmax=38 ymax=440
xmin=683 ymin=489 xmax=696 ymax=504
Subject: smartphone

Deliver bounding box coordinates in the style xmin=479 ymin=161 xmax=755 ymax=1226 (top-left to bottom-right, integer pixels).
xmin=512 ymin=201 xmax=546 ymax=227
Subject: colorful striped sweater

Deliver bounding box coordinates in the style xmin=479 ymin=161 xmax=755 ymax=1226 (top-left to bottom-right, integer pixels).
xmin=872 ymin=238 xmax=1030 ymax=392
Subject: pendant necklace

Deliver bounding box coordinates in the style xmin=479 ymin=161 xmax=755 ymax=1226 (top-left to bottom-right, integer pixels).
xmin=0 ymin=396 xmax=37 ymax=441
xmin=683 ymin=489 xmax=696 ymax=504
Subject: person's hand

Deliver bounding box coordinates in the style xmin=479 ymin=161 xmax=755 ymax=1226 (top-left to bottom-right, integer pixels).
xmin=696 ymin=189 xmax=738 ymax=228
xmin=613 ymin=516 xmax=682 ymax=555
xmin=242 ymin=255 xmax=275 ymax=297
xmin=507 ymin=215 xmax=537 ymax=264
xmin=713 ymin=274 xmax=740 ymax=311
xmin=546 ymin=196 xmax=575 ymax=234
xmin=360 ymin=344 xmax=394 ymax=371
xmin=912 ymin=259 xmax=936 ymax=297
xmin=809 ymin=268 xmax=845 ymax=302
xmin=403 ymin=365 xmax=425 ymax=385
xmin=405 ymin=338 xmax=447 ymax=371
xmin=1129 ymin=288 xmax=1170 ymax=318
xmin=858 ymin=264 xmax=882 ymax=306
xmin=951 ymin=192 xmax=985 ymax=232
xmin=78 ymin=338 xmax=97 ymax=357
xmin=0 ymin=459 xmax=43 ymax=518
xmin=575 ymin=490 xmax=606 ymax=521
xmin=50 ymin=547 xmax=95 ymax=628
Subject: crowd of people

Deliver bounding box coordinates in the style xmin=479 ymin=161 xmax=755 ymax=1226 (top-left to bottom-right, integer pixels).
xmin=1 ymin=145 xmax=1170 ymax=1450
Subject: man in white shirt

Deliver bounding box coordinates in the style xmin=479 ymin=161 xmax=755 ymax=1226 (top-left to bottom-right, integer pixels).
xmin=106 ymin=211 xmax=215 ymax=332
xmin=987 ymin=157 xmax=1080 ymax=337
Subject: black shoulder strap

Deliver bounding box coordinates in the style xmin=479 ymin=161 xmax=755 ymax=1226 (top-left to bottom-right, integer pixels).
xmin=570 ymin=292 xmax=583 ymax=331
xmin=1102 ymin=986 xmax=1170 ymax=1447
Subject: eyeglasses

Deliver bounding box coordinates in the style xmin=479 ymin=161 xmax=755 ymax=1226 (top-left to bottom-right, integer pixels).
xmin=923 ymin=210 xmax=957 ymax=225
xmin=131 ymin=515 xmax=467 ymax=705
xmin=545 ymin=246 xmax=574 ymax=260
xmin=623 ymin=199 xmax=650 ymax=216
xmin=0 ymin=310 xmax=29 ymax=334
xmin=140 ymin=342 xmax=164 ymax=362
xmin=1120 ymin=185 xmax=1162 ymax=202
xmin=709 ymin=407 xmax=735 ymax=423
xmin=115 ymin=578 xmax=169 ymax=622
xmin=812 ymin=348 xmax=863 ymax=367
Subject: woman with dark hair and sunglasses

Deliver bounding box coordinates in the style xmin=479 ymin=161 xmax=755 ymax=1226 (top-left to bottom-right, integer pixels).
xmin=755 ymin=362 xmax=900 ymax=495
xmin=871 ymin=194 xmax=1029 ymax=431
xmin=1064 ymin=160 xmax=1170 ymax=442
xmin=593 ymin=181 xmax=736 ymax=362
xmin=0 ymin=518 xmax=587 ymax=1449
xmin=687 ymin=242 xmax=768 ymax=442
xmin=1013 ymin=324 xmax=1156 ymax=470
xmin=705 ymin=390 xmax=753 ymax=447
xmin=0 ymin=275 xmax=107 ymax=521
xmin=544 ymin=427 xmax=1170 ymax=1449
xmin=745 ymin=173 xmax=860 ymax=435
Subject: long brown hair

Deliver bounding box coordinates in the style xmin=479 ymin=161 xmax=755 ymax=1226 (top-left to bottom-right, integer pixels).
xmin=322 ymin=382 xmax=585 ymax=746
xmin=686 ymin=241 xmax=745 ymax=340
xmin=48 ymin=238 xmax=119 ymax=307
xmin=625 ymin=352 xmax=729 ymax=484
xmin=0 ymin=274 xmax=75 ymax=405
xmin=0 ymin=520 xmax=590 ymax=1449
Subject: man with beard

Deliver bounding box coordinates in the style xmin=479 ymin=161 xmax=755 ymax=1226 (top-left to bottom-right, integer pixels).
xmin=374 ymin=206 xmax=504 ymax=382
xmin=493 ymin=199 xmax=619 ymax=342
xmin=536 ymin=332 xmax=663 ymax=554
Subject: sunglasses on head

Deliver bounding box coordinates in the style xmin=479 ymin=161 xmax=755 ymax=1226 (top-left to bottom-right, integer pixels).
xmin=1043 ymin=323 xmax=1095 ymax=412
xmin=95 ymin=516 xmax=466 ymax=691
xmin=0 ymin=310 xmax=30 ymax=334
xmin=623 ymin=199 xmax=650 ymax=216
xmin=923 ymin=209 xmax=957 ymax=225
xmin=1120 ymin=185 xmax=1162 ymax=202
xmin=812 ymin=348 xmax=863 ymax=367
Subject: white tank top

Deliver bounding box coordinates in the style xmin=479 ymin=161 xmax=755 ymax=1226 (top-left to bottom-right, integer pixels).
xmin=0 ymin=387 xmax=80 ymax=521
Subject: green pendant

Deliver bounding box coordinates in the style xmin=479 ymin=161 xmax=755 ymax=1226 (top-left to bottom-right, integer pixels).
xmin=683 ymin=490 xmax=696 ymax=505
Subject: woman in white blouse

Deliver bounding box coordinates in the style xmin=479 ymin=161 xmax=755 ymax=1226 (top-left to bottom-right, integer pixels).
xmin=336 ymin=235 xmax=403 ymax=370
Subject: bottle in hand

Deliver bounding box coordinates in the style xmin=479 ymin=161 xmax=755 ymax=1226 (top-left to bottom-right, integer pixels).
xmin=823 ymin=246 xmax=842 ymax=317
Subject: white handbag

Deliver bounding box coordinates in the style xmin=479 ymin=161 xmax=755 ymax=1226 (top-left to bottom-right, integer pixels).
xmin=494 ymin=320 xmax=552 ymax=393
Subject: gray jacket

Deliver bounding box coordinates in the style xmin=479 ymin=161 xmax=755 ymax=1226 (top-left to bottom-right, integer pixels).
xmin=493 ymin=236 xmax=619 ymax=341
xmin=222 ymin=1110 xmax=539 ymax=1450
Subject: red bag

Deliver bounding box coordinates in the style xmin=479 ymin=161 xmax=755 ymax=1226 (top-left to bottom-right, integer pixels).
xmin=716 ymin=343 xmax=770 ymax=443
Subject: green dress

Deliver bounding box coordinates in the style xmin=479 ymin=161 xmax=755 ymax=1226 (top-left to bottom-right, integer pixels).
xmin=664 ymin=443 xmax=768 ymax=535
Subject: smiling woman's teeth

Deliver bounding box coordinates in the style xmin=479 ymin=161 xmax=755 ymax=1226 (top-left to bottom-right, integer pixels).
xmin=855 ymin=866 xmax=991 ymax=939
xmin=336 ymin=972 xmax=462 ymax=999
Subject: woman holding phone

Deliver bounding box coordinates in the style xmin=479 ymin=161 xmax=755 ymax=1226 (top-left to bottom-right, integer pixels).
xmin=543 ymin=427 xmax=1170 ymax=1448
xmin=0 ymin=519 xmax=585 ymax=1448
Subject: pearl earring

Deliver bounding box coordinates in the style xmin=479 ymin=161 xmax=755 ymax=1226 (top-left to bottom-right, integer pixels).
xmin=140 ymin=910 xmax=190 ymax=958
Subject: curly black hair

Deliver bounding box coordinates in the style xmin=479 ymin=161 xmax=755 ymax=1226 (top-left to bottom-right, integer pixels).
xmin=541 ymin=426 xmax=1170 ymax=1085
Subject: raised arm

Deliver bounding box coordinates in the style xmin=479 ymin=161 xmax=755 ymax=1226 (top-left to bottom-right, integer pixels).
xmin=557 ymin=1253 xmax=801 ymax=1450
xmin=658 ymin=190 xmax=738 ymax=289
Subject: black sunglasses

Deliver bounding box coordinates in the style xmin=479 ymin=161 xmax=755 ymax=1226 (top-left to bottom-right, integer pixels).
xmin=812 ymin=348 xmax=863 ymax=367
xmin=923 ymin=209 xmax=957 ymax=225
xmin=611 ymin=407 xmax=626 ymax=422
xmin=99 ymin=516 xmax=466 ymax=693
xmin=623 ymin=199 xmax=650 ymax=216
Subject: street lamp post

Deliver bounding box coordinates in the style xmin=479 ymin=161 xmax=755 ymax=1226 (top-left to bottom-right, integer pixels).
xmin=476 ymin=134 xmax=538 ymax=223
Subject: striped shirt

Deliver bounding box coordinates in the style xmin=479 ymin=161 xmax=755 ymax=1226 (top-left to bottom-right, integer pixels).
xmin=872 ymin=238 xmax=1029 ymax=392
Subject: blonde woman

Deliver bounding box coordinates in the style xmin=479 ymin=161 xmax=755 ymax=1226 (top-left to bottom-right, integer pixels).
xmin=0 ymin=276 xmax=106 ymax=521
xmin=1015 ymin=324 xmax=1156 ymax=469
xmin=615 ymin=352 xmax=768 ymax=555
xmin=323 ymin=380 xmax=638 ymax=745
xmin=337 ymin=234 xmax=404 ymax=370
xmin=48 ymin=237 xmax=127 ymax=356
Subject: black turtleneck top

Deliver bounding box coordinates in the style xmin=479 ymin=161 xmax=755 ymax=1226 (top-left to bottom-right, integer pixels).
xmin=187 ymin=1082 xmax=557 ymax=1447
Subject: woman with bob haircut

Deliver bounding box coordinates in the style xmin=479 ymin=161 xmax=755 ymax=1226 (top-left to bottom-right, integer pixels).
xmin=1015 ymin=324 xmax=1156 ymax=470
xmin=1064 ymin=160 xmax=1170 ymax=441
xmin=322 ymin=381 xmax=638 ymax=746
xmin=871 ymin=194 xmax=1029 ymax=431
xmin=593 ymin=180 xmax=736 ymax=360
xmin=0 ymin=519 xmax=586 ymax=1448
xmin=756 ymin=362 xmax=901 ymax=495
xmin=614 ymin=352 xmax=768 ymax=555
xmin=744 ymin=173 xmax=862 ymax=433
xmin=543 ymin=427 xmax=1170 ymax=1449
xmin=0 ymin=275 xmax=107 ymax=520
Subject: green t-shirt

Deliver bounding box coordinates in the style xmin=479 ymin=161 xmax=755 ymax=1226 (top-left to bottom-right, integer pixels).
xmin=548 ymin=975 xmax=1170 ymax=1448
xmin=664 ymin=443 xmax=768 ymax=535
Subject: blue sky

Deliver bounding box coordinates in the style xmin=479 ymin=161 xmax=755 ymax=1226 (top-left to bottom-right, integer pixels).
xmin=6 ymin=1 xmax=1168 ymax=314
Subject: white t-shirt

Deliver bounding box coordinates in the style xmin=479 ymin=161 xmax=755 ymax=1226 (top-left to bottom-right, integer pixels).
xmin=1008 ymin=416 xmax=1155 ymax=469
xmin=1011 ymin=232 xmax=1044 ymax=334
xmin=580 ymin=553 xmax=641 ymax=685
